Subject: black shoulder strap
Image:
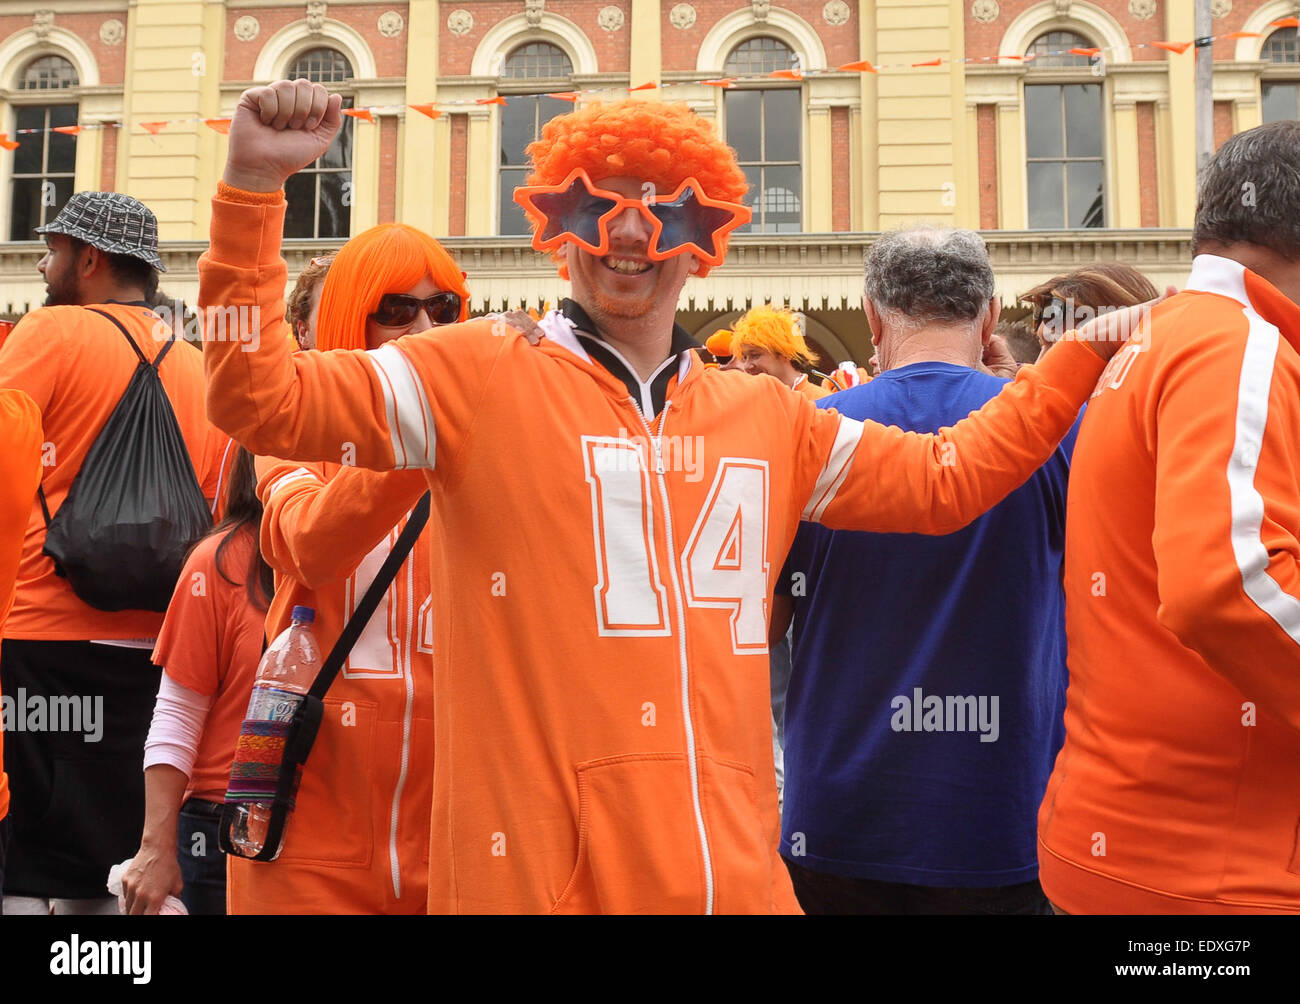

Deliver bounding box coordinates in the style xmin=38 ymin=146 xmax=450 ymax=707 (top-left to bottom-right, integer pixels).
xmin=88 ymin=306 xmax=174 ymax=368
xmin=312 ymin=491 xmax=431 ymax=700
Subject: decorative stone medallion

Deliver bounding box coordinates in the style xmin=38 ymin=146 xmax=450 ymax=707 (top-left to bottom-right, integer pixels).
xmin=670 ymin=3 xmax=696 ymax=30
xmin=99 ymin=18 xmax=125 ymax=45
xmin=448 ymin=8 xmax=474 ymax=35
xmin=598 ymin=6 xmax=624 ymax=32
xmin=823 ymin=1 xmax=850 ymax=26
xmin=378 ymin=10 xmax=404 ymax=37
xmin=1128 ymin=0 xmax=1157 ymax=21
xmin=1211 ymin=0 xmax=1231 ymax=18
xmin=233 ymin=15 xmax=259 ymax=42
xmin=971 ymin=0 xmax=999 ymax=24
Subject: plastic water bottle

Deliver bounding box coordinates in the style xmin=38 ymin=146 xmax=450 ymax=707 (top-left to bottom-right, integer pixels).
xmin=227 ymin=605 xmax=321 ymax=859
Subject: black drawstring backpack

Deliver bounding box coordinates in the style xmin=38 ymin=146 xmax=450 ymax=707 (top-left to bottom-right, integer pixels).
xmin=38 ymin=307 xmax=212 ymax=613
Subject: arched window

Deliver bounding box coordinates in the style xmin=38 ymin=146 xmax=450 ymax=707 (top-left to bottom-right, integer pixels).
xmin=1024 ymin=31 xmax=1105 ymax=229
xmin=1262 ymin=27 xmax=1300 ymax=124
xmin=725 ymin=37 xmax=801 ymax=233
xmin=283 ymin=47 xmax=353 ymax=239
xmin=498 ymin=42 xmax=574 ymax=235
xmin=10 ymin=55 xmax=79 ymax=240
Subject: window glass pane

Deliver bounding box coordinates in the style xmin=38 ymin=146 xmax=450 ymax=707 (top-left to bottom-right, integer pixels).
xmin=1027 ymin=162 xmax=1065 ymax=228
xmin=501 ymin=95 xmax=535 ymax=167
xmin=48 ymin=106 xmax=79 ymax=174
xmin=1262 ymin=27 xmax=1299 ymax=63
xmin=764 ymin=90 xmax=800 ymax=161
xmin=761 ymin=164 xmax=801 ymax=233
xmin=1067 ymin=161 xmax=1105 ymax=228
xmin=19 ymin=55 xmax=78 ymax=90
xmin=725 ymin=37 xmax=795 ymax=76
xmin=289 ymin=48 xmax=352 ymax=83
xmin=13 ymin=107 xmax=46 ymax=175
xmin=319 ymin=113 xmax=353 ymax=170
xmin=735 ymin=164 xmax=760 ymax=232
xmin=725 ymin=90 xmax=761 ymax=162
xmin=500 ymin=167 xmax=530 ymax=235
xmin=502 ymin=42 xmax=572 ymax=79
xmin=1064 ymin=84 xmax=1103 ymax=158
xmin=1024 ymin=86 xmax=1063 ymax=159
xmin=283 ymin=173 xmax=317 ymax=239
xmin=1262 ymin=82 xmax=1300 ymax=124
xmin=316 ymin=171 xmax=350 ymax=239
xmin=537 ymin=96 xmax=568 ymax=132
xmin=1026 ymin=30 xmax=1094 ymax=68
xmin=10 ymin=178 xmax=42 ymax=240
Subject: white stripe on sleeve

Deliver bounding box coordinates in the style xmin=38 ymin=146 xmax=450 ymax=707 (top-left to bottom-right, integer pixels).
xmin=1228 ymin=311 xmax=1300 ymax=647
xmin=267 ymin=467 xmax=320 ymax=498
xmin=366 ymin=343 xmax=437 ymax=470
xmin=803 ymin=415 xmax=864 ymax=522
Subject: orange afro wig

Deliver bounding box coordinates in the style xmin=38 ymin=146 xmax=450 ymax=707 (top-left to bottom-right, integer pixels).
xmin=314 ymin=223 xmax=470 ymax=351
xmin=730 ymin=305 xmax=819 ymax=370
xmin=705 ymin=328 xmax=734 ymax=359
xmin=525 ymin=100 xmax=748 ymax=279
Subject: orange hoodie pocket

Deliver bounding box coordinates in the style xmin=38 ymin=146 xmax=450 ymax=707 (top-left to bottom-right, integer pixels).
xmin=696 ymin=755 xmax=777 ymax=914
xmin=275 ymin=697 xmax=377 ymax=868
xmin=551 ymin=752 xmax=707 ymax=915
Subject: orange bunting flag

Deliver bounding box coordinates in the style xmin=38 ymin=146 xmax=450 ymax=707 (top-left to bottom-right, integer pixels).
xmin=1270 ymin=17 xmax=1300 ymax=28
xmin=837 ymin=60 xmax=877 ymax=73
xmin=141 ymin=121 xmax=168 ymax=135
xmin=767 ymin=68 xmax=803 ymax=80
xmin=476 ymin=96 xmax=508 ymax=106
xmin=1151 ymin=40 xmax=1192 ymax=54
xmin=0 ymin=134 xmax=18 ymax=151
xmin=52 ymin=125 xmax=82 ymax=136
xmin=546 ymin=91 xmax=580 ymax=101
xmin=342 ymin=108 xmax=374 ymax=122
xmin=204 ymin=118 xmax=232 ymax=134
xmin=408 ymin=103 xmax=442 ymax=120
xmin=1069 ymin=47 xmax=1102 ymax=58
xmin=911 ymin=58 xmax=943 ymax=67
xmin=627 ymin=82 xmax=658 ymax=91
xmin=701 ymin=78 xmax=736 ymax=88
xmin=1221 ymin=31 xmax=1261 ymax=40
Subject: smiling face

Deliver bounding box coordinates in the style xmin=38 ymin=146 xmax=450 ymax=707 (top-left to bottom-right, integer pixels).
xmin=738 ymin=345 xmax=800 ymax=386
xmin=562 ymin=176 xmax=697 ymax=328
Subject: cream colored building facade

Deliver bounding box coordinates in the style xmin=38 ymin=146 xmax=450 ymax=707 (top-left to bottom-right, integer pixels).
xmin=1 ymin=0 xmax=1297 ymax=362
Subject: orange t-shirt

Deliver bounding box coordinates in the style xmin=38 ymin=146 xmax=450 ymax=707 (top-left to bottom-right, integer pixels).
xmin=152 ymin=527 xmax=266 ymax=802
xmin=792 ymin=374 xmax=832 ymax=401
xmin=0 ymin=303 xmax=227 ymax=641
xmin=0 ymin=390 xmax=44 ymax=821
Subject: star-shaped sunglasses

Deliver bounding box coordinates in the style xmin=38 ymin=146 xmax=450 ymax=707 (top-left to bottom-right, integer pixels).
xmin=513 ymin=168 xmax=752 ymax=267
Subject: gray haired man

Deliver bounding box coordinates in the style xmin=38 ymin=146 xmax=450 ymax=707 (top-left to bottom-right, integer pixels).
xmin=772 ymin=226 xmax=1082 ymax=914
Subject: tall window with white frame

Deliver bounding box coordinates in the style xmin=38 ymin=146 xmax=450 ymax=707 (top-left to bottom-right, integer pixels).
xmin=1261 ymin=26 xmax=1299 ymax=123
xmin=1023 ymin=30 xmax=1105 ymax=229
xmin=724 ymin=37 xmax=801 ymax=233
xmin=498 ymin=41 xmax=574 ymax=235
xmin=283 ymin=47 xmax=354 ymax=239
xmin=9 ymin=54 xmax=79 ymax=240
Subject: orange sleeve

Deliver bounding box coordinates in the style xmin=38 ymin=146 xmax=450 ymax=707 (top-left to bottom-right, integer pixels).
xmin=255 ymin=457 xmax=428 ymax=590
xmin=802 ymin=338 xmax=1103 ymax=535
xmin=0 ymin=309 xmax=63 ymax=412
xmin=0 ymin=390 xmax=42 ymax=619
xmin=1151 ymin=321 xmax=1300 ymax=730
xmin=199 ymin=193 xmax=502 ymax=478
xmin=152 ymin=539 xmax=224 ymax=698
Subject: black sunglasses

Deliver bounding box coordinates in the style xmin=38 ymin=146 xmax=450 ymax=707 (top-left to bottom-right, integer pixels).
xmin=1034 ymin=295 xmax=1069 ymax=333
xmin=370 ymin=291 xmax=462 ymax=327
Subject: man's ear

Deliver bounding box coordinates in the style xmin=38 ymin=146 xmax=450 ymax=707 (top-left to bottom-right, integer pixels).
xmin=863 ymin=297 xmax=883 ymax=346
xmin=687 ymin=254 xmax=702 ymax=276
xmin=980 ymin=297 xmax=1001 ymax=346
xmin=79 ymin=243 xmax=106 ymax=280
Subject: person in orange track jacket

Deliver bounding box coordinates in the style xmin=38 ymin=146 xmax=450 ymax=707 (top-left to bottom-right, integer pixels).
xmin=200 ymin=81 xmax=1130 ymax=914
xmin=1038 ymin=121 xmax=1300 ymax=915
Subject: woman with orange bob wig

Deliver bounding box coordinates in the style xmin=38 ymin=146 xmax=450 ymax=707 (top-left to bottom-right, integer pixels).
xmin=228 ymin=223 xmax=463 ymax=914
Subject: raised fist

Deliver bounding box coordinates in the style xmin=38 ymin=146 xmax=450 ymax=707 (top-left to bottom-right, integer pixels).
xmin=223 ymin=80 xmax=343 ymax=193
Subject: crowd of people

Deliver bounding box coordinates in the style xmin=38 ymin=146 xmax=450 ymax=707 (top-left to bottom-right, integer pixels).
xmin=0 ymin=79 xmax=1297 ymax=915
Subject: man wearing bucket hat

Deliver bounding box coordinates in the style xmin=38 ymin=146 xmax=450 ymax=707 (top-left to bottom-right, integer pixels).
xmin=0 ymin=192 xmax=228 ymax=915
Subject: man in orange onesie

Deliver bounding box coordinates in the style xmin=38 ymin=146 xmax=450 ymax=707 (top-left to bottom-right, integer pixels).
xmin=200 ymin=80 xmax=1131 ymax=914
xmin=1038 ymin=121 xmax=1300 ymax=914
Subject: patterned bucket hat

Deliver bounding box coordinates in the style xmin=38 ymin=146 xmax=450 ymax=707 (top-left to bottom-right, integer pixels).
xmin=35 ymin=191 xmax=166 ymax=272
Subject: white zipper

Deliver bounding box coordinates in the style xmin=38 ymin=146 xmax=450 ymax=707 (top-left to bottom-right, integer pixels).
xmin=632 ymin=397 xmax=715 ymax=914
xmin=388 ymin=534 xmax=417 ymax=900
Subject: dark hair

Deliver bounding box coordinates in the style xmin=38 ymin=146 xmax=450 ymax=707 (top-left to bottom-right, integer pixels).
xmin=995 ymin=319 xmax=1040 ymax=366
xmin=1192 ymin=120 xmax=1300 ymax=261
xmin=1019 ymin=263 xmax=1158 ymax=319
xmin=207 ymin=446 xmax=274 ymax=611
xmin=70 ymin=238 xmax=160 ymax=300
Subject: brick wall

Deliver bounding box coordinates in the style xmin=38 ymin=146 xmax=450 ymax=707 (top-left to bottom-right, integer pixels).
xmin=379 ymin=116 xmax=397 ymax=222
xmin=100 ymin=125 xmax=118 ymax=191
xmin=660 ymin=0 xmax=859 ymax=72
xmin=977 ymin=103 xmax=997 ymax=229
xmin=0 ymin=11 xmax=129 ymax=84
xmin=1136 ymin=101 xmax=1159 ymax=227
xmin=831 ymin=105 xmax=850 ymax=231
xmin=225 ymin=5 xmax=410 ymax=80
xmin=1213 ymin=98 xmax=1233 ymax=150
xmin=440 ymin=1 xmax=629 ymax=74
xmin=449 ymin=114 xmax=467 ymax=236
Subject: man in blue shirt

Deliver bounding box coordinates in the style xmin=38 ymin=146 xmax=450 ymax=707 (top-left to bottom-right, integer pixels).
xmin=773 ymin=227 xmax=1079 ymax=914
